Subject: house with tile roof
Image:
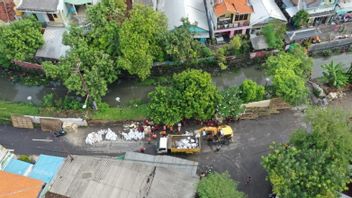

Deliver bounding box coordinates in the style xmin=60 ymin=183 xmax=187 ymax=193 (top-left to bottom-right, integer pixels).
xmin=0 ymin=171 xmax=44 ymax=198
xmin=209 ymin=0 xmax=253 ymax=39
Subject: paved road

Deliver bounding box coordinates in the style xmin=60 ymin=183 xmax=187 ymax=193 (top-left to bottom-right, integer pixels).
xmin=0 ymin=125 xmax=125 ymax=157
xmin=0 ymin=110 xmax=304 ymax=198
xmin=186 ymin=110 xmax=304 ymax=198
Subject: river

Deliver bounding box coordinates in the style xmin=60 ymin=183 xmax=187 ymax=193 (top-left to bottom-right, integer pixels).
xmin=0 ymin=53 xmax=351 ymax=106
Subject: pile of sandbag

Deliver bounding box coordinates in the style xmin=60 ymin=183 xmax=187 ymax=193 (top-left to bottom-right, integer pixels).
xmin=121 ymin=128 xmax=145 ymax=141
xmin=105 ymin=129 xmax=118 ymax=141
xmin=176 ymin=137 xmax=198 ymax=149
xmin=85 ymin=132 xmax=103 ymax=145
xmin=85 ymin=128 xmax=118 ymax=145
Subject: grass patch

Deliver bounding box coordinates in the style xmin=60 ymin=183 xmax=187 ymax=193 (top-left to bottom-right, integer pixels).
xmin=91 ymin=104 xmax=147 ymax=121
xmin=0 ymin=100 xmax=147 ymax=124
xmin=0 ymin=101 xmax=39 ymax=123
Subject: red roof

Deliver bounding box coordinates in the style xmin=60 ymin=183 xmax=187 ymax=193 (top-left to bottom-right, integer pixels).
xmin=214 ymin=0 xmax=253 ymax=17
xmin=0 ymin=171 xmax=44 ymax=198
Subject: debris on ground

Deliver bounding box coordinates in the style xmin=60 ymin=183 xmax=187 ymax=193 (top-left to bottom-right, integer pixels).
xmin=63 ymin=122 xmax=78 ymax=133
xmin=327 ymin=91 xmax=346 ymax=101
xmin=175 ymin=137 xmax=199 ymax=149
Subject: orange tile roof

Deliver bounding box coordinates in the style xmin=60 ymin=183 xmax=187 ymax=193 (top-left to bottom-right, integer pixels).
xmin=0 ymin=171 xmax=44 ymax=198
xmin=214 ymin=0 xmax=253 ymax=17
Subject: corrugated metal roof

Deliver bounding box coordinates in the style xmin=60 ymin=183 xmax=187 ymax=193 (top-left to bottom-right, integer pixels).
xmin=249 ymin=0 xmax=287 ymax=27
xmin=0 ymin=171 xmax=44 ymax=198
xmin=49 ymin=155 xmax=198 ymax=198
xmin=157 ymin=0 xmax=209 ymax=32
xmin=28 ymin=155 xmax=64 ymax=184
xmin=4 ymin=159 xmax=32 ymax=176
xmin=17 ymin=0 xmax=59 ymax=12
xmin=35 ymin=27 xmax=70 ymax=60
xmin=0 ymin=145 xmax=14 ymax=170
xmin=124 ymin=152 xmax=198 ymax=177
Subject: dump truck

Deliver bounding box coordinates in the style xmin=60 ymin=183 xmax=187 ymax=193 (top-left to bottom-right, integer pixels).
xmin=157 ymin=134 xmax=201 ymax=154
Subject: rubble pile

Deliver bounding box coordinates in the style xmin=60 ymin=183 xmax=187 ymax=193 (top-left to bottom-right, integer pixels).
xmin=122 ymin=129 xmax=145 ymax=141
xmin=175 ymin=137 xmax=198 ymax=149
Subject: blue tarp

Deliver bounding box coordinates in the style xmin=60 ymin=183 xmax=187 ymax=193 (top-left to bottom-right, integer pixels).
xmin=4 ymin=159 xmax=32 ymax=176
xmin=28 ymin=155 xmax=64 ymax=184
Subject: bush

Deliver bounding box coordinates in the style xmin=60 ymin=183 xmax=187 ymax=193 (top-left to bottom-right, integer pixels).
xmin=239 ymin=80 xmax=265 ymax=103
xmin=17 ymin=155 xmax=33 ymax=163
xmin=321 ymin=49 xmax=332 ymax=57
xmin=322 ymin=61 xmax=348 ymax=88
xmin=42 ymin=93 xmax=55 ymax=108
xmin=215 ymin=47 xmax=227 ymax=70
xmin=197 ymin=172 xmax=246 ymax=198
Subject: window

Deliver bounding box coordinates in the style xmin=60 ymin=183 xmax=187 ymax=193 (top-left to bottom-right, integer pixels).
xmin=235 ymin=14 xmax=248 ymax=21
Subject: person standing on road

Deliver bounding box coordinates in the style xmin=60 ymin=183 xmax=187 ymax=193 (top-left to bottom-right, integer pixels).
xmin=177 ymin=122 xmax=182 ymax=133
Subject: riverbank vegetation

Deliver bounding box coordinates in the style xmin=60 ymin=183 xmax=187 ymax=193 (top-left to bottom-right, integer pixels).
xmin=0 ymin=17 xmax=44 ymax=67
xmin=0 ymin=101 xmax=39 ymax=124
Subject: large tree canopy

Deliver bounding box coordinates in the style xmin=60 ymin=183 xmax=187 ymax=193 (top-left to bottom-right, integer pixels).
xmin=118 ymin=5 xmax=167 ymax=79
xmin=0 ymin=17 xmax=44 ymax=67
xmin=43 ymin=39 xmax=117 ymax=103
xmin=265 ymin=45 xmax=312 ymax=105
xmin=162 ymin=18 xmax=212 ymax=64
xmin=173 ymin=69 xmax=220 ymax=120
xmin=147 ymin=69 xmax=220 ymax=124
xmin=262 ymin=108 xmax=352 ymax=198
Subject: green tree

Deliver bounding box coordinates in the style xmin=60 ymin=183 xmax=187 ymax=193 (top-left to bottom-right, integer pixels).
xmin=228 ymin=35 xmax=242 ymax=55
xmin=0 ymin=17 xmax=44 ymax=67
xmin=262 ymin=108 xmax=352 ymax=198
xmin=322 ymin=61 xmax=348 ymax=88
xmin=197 ymin=172 xmax=246 ymax=198
xmin=239 ymin=80 xmax=265 ymax=103
xmin=118 ymin=5 xmax=167 ymax=80
xmin=43 ymin=40 xmax=118 ymax=103
xmin=215 ymin=47 xmax=227 ymax=70
xmin=292 ymin=10 xmax=309 ymax=28
xmin=266 ymin=50 xmax=312 ymax=80
xmin=163 ymin=18 xmax=212 ymax=64
xmin=217 ymin=87 xmax=244 ymax=119
xmin=147 ymin=86 xmax=182 ymax=125
xmin=173 ymin=69 xmax=220 ymax=120
xmin=85 ymin=0 xmax=125 ymax=59
xmin=272 ymin=68 xmax=308 ymax=105
xmin=262 ymin=21 xmax=286 ymax=49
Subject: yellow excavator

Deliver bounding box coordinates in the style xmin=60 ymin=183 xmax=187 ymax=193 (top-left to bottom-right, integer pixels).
xmin=195 ymin=125 xmax=233 ymax=144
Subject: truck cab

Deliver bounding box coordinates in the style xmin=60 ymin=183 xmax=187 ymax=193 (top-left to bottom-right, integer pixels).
xmin=157 ymin=137 xmax=168 ymax=154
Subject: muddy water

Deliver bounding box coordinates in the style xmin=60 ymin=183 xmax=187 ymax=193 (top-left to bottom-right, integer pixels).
xmin=0 ymin=53 xmax=351 ymax=105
